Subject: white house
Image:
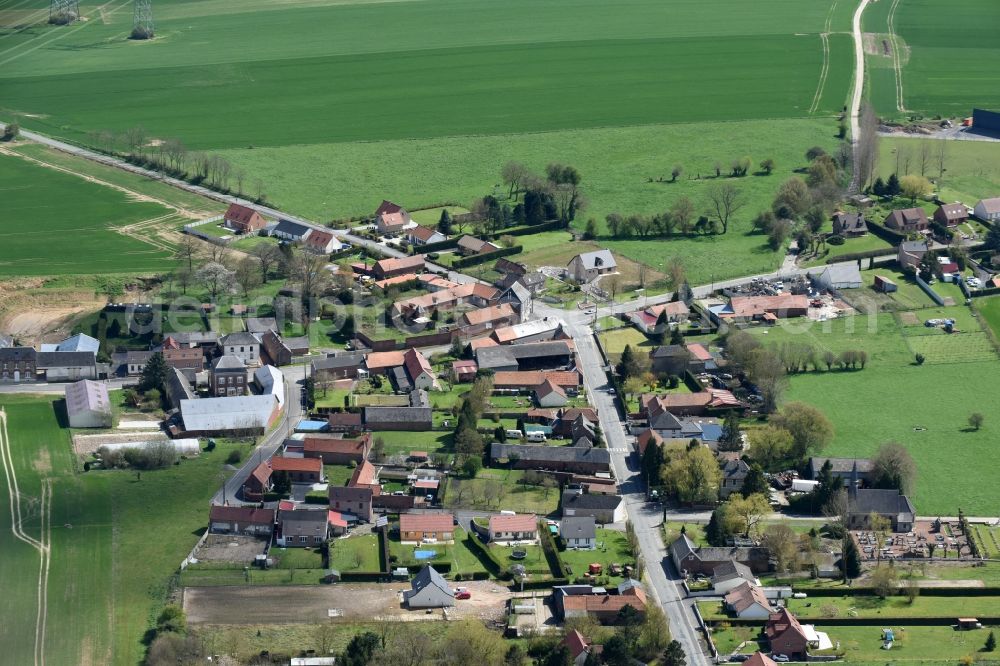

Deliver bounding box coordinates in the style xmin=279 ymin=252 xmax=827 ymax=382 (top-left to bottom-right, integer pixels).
xmin=64 ymin=379 xmax=112 ymax=428
xmin=812 ymin=263 xmax=862 ymax=290
xmin=567 ymin=250 xmax=617 ymax=284
xmin=403 ymin=348 xmax=435 ymax=390
xmin=723 ymin=582 xmax=773 ymax=619
xmin=974 ymin=197 xmax=1000 ymax=223
xmin=711 ymin=560 xmax=758 ymax=594
xmin=219 ymin=331 xmax=260 ymax=366
xmin=535 ymin=378 xmax=568 ymax=408
xmin=560 ymin=516 xmax=597 ymax=550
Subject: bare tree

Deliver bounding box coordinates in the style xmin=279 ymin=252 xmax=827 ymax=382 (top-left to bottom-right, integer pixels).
xmin=855 ymin=103 xmax=879 ymax=190
xmin=251 ymin=243 xmax=281 ymax=283
xmin=919 ymin=141 xmax=931 ymax=177
xmin=292 ymin=251 xmax=331 ymax=332
xmin=235 ymin=257 xmax=262 ymax=297
xmin=936 ymin=140 xmax=948 ymax=183
xmin=175 ymin=234 xmax=200 ymax=273
xmin=704 ymin=182 xmax=745 ymax=234
xmin=667 ymin=256 xmax=686 ymax=290
xmin=501 ymin=161 xmax=530 ymax=199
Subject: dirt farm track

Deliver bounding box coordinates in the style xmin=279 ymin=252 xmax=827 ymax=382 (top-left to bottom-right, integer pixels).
xmin=183 ymin=581 xmax=511 ymax=625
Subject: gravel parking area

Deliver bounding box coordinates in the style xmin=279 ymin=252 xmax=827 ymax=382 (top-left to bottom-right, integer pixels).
xmin=183 ymin=580 xmax=511 ymax=625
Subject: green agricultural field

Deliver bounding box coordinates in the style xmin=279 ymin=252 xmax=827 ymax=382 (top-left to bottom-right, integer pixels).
xmin=749 ymin=310 xmax=1000 ymax=514
xmin=974 ymin=295 xmax=1000 ymax=341
xmin=878 ymin=137 xmax=1000 ymax=208
xmin=864 ymin=0 xmax=1000 ymax=118
xmin=0 ymin=394 xmax=247 ymax=665
xmin=1 ymin=0 xmax=855 ymax=283
xmin=0 ymin=150 xmax=177 ymax=276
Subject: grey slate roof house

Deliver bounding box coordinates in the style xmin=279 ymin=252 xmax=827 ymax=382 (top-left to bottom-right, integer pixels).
xmin=808 ymin=457 xmax=873 ymax=484
xmin=219 ymin=331 xmax=260 ymax=366
xmin=567 ymin=250 xmax=617 ymax=283
xmin=270 ymin=219 xmax=313 ymax=242
xmin=831 ymin=212 xmax=867 ymax=237
xmin=35 ymin=351 xmax=98 ymax=381
xmin=491 ymin=442 xmax=611 ymax=475
xmin=312 ymin=352 xmax=366 ymax=381
xmin=720 ymin=458 xmax=751 ymax=499
xmin=0 ymin=346 xmax=37 ymax=382
xmin=404 ymin=565 xmax=455 ymax=608
xmin=476 ymin=340 xmax=572 ymax=372
xmin=560 ymin=516 xmax=598 ymax=549
xmin=668 ymin=534 xmax=772 ymax=576
xmin=711 ymin=560 xmax=757 ymax=594
xmin=560 ymin=491 xmax=625 ymax=524
xmin=276 ymin=508 xmax=330 ymax=547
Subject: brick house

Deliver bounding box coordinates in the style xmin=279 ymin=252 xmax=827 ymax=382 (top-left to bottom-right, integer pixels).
xmin=210 ymin=355 xmax=247 ymax=397
xmin=241 ymin=462 xmax=272 ymax=500
xmin=488 ymin=513 xmax=537 ymax=542
xmin=933 ymin=203 xmax=968 ymax=227
xmin=884 ymin=207 xmax=929 ymax=233
xmin=163 ymin=346 xmax=204 ymax=373
xmin=208 ymin=505 xmax=275 ymax=537
xmin=765 ymin=608 xmax=811 ymax=659
xmin=223 ymin=203 xmax=267 ymax=234
xmin=0 ymin=347 xmax=37 ymax=382
xmin=270 ymin=456 xmax=324 ymax=484
xmin=329 ymin=485 xmax=376 ymax=523
xmin=399 ymin=513 xmax=455 ymax=543
xmin=302 ymin=433 xmax=371 ymax=464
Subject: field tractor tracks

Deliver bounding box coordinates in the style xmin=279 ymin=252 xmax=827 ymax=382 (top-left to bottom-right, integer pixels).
xmin=0 ymin=0 xmax=134 ymax=67
xmin=809 ymin=0 xmax=837 ymax=115
xmin=0 ymin=409 xmax=51 ymax=666
xmin=887 ymin=0 xmax=907 ymax=112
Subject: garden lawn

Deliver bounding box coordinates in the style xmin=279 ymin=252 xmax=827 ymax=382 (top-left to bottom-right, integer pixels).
xmin=783 ymin=594 xmax=1000 ymax=620
xmin=973 ymin=295 xmax=1000 ymax=341
xmin=0 ymin=150 xmax=176 ymax=276
xmin=272 ymin=547 xmax=324 ymax=570
xmin=444 ymin=469 xmax=560 ymax=516
xmin=388 ymin=527 xmax=489 ymax=576
xmin=878 ymin=137 xmax=1000 ymax=208
xmin=801 ymin=234 xmax=893 ymax=268
xmin=558 ymin=528 xmax=636 ymax=581
xmin=855 ymin=268 xmax=938 ymax=311
xmin=369 ymin=431 xmax=453 ymax=457
xmin=327 ymin=534 xmax=381 ymax=573
xmin=749 ymin=312 xmax=1000 ymax=514
xmin=600 ymin=326 xmax=656 ymax=363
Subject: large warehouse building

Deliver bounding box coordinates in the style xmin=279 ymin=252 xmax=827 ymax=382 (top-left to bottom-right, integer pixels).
xmin=972 ymin=108 xmax=1000 ymax=134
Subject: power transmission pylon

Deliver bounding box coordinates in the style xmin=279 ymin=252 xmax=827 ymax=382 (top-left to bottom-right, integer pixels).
xmin=132 ymin=0 xmax=154 ymax=39
xmin=48 ymin=0 xmax=79 ymax=24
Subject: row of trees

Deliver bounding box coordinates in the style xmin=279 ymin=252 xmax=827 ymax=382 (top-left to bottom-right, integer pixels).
xmin=85 ymin=126 xmax=266 ymax=201
xmin=451 ymin=374 xmax=495 ymax=476
xmin=599 ymin=182 xmax=746 ymax=240
xmin=652 ymin=156 xmax=775 ymax=184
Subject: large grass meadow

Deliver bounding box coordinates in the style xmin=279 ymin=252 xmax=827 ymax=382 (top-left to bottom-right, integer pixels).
xmin=0 ymin=394 xmax=250 ymax=665
xmin=0 ymin=150 xmax=177 ymax=276
xmin=0 ymin=0 xmax=856 ymax=282
xmin=748 ymin=307 xmax=1000 ymax=515
xmin=878 ymin=137 xmax=1000 ymax=206
xmin=864 ymin=0 xmax=1000 ymax=118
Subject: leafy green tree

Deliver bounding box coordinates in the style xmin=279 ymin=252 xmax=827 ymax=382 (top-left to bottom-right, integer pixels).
xmin=741 ymin=463 xmax=769 ymax=498
xmin=272 ymin=470 xmax=291 ymax=496
xmin=661 ymin=640 xmax=686 ymax=666
xmin=139 ymin=352 xmax=167 ymax=392
xmin=641 ymin=437 xmax=665 ymax=486
xmin=718 ymin=411 xmax=743 ymax=452
xmin=601 ymin=635 xmax=631 ymax=666
xmin=155 ymin=605 xmax=187 ymax=635
xmin=986 ymin=631 xmax=996 ymax=652
xmin=437 ymin=208 xmax=453 ymax=234
xmin=886 ymin=173 xmax=901 ymax=196
xmin=341 ymin=631 xmax=381 ymax=666
xmin=705 ymin=508 xmax=729 ymax=546
xmin=583 ymin=218 xmax=598 ymax=240
xmin=771 ymin=402 xmax=834 ymax=460
xmin=841 ymin=534 xmax=862 ymax=579
xmin=505 ymin=644 xmax=526 ymax=666
xmin=461 ymin=456 xmax=482 ymax=478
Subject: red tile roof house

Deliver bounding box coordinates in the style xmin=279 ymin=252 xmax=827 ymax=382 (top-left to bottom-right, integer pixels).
xmin=302 ymin=433 xmax=371 ymax=465
xmin=223 ymin=203 xmax=267 ymax=234
xmin=765 ymin=608 xmax=812 ymax=660
xmin=934 ymin=203 xmax=969 ymax=227
xmin=304 ymin=228 xmax=341 ymax=254
xmin=270 ymin=456 xmax=324 ymax=484
xmin=562 ymin=630 xmax=601 ymax=666
xmin=403 ymin=347 xmax=436 ymax=390
xmin=628 ymin=301 xmax=691 ymax=334
xmin=884 ymin=207 xmax=930 ymax=233
xmin=560 ymin=587 xmax=647 ymax=624
xmin=376 ymin=211 xmax=411 ymax=236
xmin=208 ymin=505 xmax=275 ymax=537
xmin=406 ymin=225 xmax=446 ymax=246
xmin=363 ymin=350 xmax=407 ymax=375
xmin=488 ymin=513 xmax=538 ymax=543
xmin=329 ymin=460 xmax=382 ymax=522
xmin=460 ymin=303 xmax=519 ymax=334
xmin=372 ymin=255 xmax=425 ymax=279
xmin=241 ymin=462 xmax=273 ymax=500
xmin=399 ymin=513 xmax=455 ymax=543
xmin=456 ymin=234 xmax=501 ymax=256
xmin=492 ymin=370 xmax=581 ymax=390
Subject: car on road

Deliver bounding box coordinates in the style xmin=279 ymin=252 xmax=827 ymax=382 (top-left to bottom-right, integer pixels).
xmin=454 ymin=587 xmax=471 ymax=600
xmin=771 ymin=655 xmax=789 ymax=662
xmin=728 ymin=655 xmax=750 ymax=662
xmin=606 ymin=387 xmax=616 ymax=394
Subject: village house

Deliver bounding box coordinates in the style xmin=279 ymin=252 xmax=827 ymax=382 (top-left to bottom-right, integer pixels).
xmin=64 ymin=379 xmax=112 ymax=428
xmin=0 ymin=347 xmax=37 ymax=382
xmin=718 ymin=293 xmax=809 ymax=324
xmin=402 ymin=348 xmax=435 ymax=390
xmin=561 ymin=492 xmax=625 ymax=524
xmin=884 ymin=207 xmax=930 ymax=233
xmin=808 ymin=457 xmax=874 ymax=484
xmin=372 ymin=255 xmax=425 ymax=279
xmin=260 ymin=329 xmax=292 ymax=367
xmin=406 ymin=225 xmax=446 ymax=246
xmin=270 ymin=218 xmax=313 ymax=243
xmin=164 ymin=367 xmax=196 ymax=409
xmin=491 ymin=443 xmax=611 ymax=475
xmin=641 ymin=389 xmax=741 ymax=418
xmin=327 ymin=411 xmax=363 ymax=434
xmin=456 ymin=234 xmax=500 ymax=256
xmin=35 ymin=351 xmax=98 ymax=382
xmin=765 ymin=608 xmax=811 ymax=659
xmin=668 ymin=534 xmax=772 ymax=576
xmin=242 ymin=462 xmax=273 ymax=500
xmin=399 ymin=513 xmax=455 ymax=543
xmin=210 ymin=355 xmax=247 ymax=397
xmin=208 ymin=505 xmax=275 ymax=537
xmin=719 ymin=458 xmax=751 ymax=499
xmin=489 ymin=513 xmax=537 ymax=542
xmin=374 ymin=200 xmax=412 ymax=236
xmin=846 ymin=484 xmax=916 ymax=532
xmin=974 ymin=197 xmax=1000 ymax=222
xmin=276 ymin=508 xmax=330 ymax=547
xmin=535 ymin=378 xmax=568 ymax=408
xmin=124 ymin=350 xmax=153 ymax=376
xmin=628 ymin=301 xmax=691 ymax=334
xmin=270 ymin=455 xmax=324 ymax=484
xmin=180 ymin=395 xmax=281 ymax=436
xmin=223 ymin=203 xmax=267 ymax=234
xmin=934 ymin=203 xmax=969 ymax=227
xmin=403 ymin=565 xmax=455 ymax=608
xmin=303 ymin=228 xmax=342 ymax=254
xmin=329 ymin=485 xmax=376 ymax=523
xmin=363 ymin=350 xmax=406 ymax=376
xmin=831 ymin=211 xmax=868 ymax=237
xmin=459 ymin=303 xmax=519 ymax=332
xmin=649 ymin=344 xmax=701 ymax=376
xmin=496 ymin=269 xmax=546 ymax=296
xmin=492 ymin=370 xmax=581 ymax=391
xmin=724 ymin=582 xmax=773 ymax=619
xmin=163 ymin=346 xmax=203 ymax=374
xmin=219 ymin=331 xmax=260 ymax=366
xmin=556 ymin=584 xmax=647 ymax=624
xmin=492 ymin=318 xmax=569 ymax=345
xmin=711 ymin=560 xmax=758 ymax=594
xmin=560 ymin=516 xmax=597 ymax=549
xmin=497 ymin=281 xmax=536 ymax=320
xmin=562 ymin=630 xmax=600 ymax=666
xmin=567 ymin=250 xmax=617 ymax=284
xmin=898 ymin=239 xmax=930 ymax=271
xmin=302 ymin=433 xmax=371 ymax=465
xmin=394 ymin=282 xmax=497 ymax=319
xmin=312 ymin=352 xmax=365 ymax=381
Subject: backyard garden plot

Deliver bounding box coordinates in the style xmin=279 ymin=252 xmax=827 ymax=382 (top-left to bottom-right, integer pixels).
xmin=444 ymin=469 xmax=560 ymax=516
xmin=0 ymin=150 xmax=176 ymax=276
xmin=903 ymin=331 xmax=997 ymax=365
